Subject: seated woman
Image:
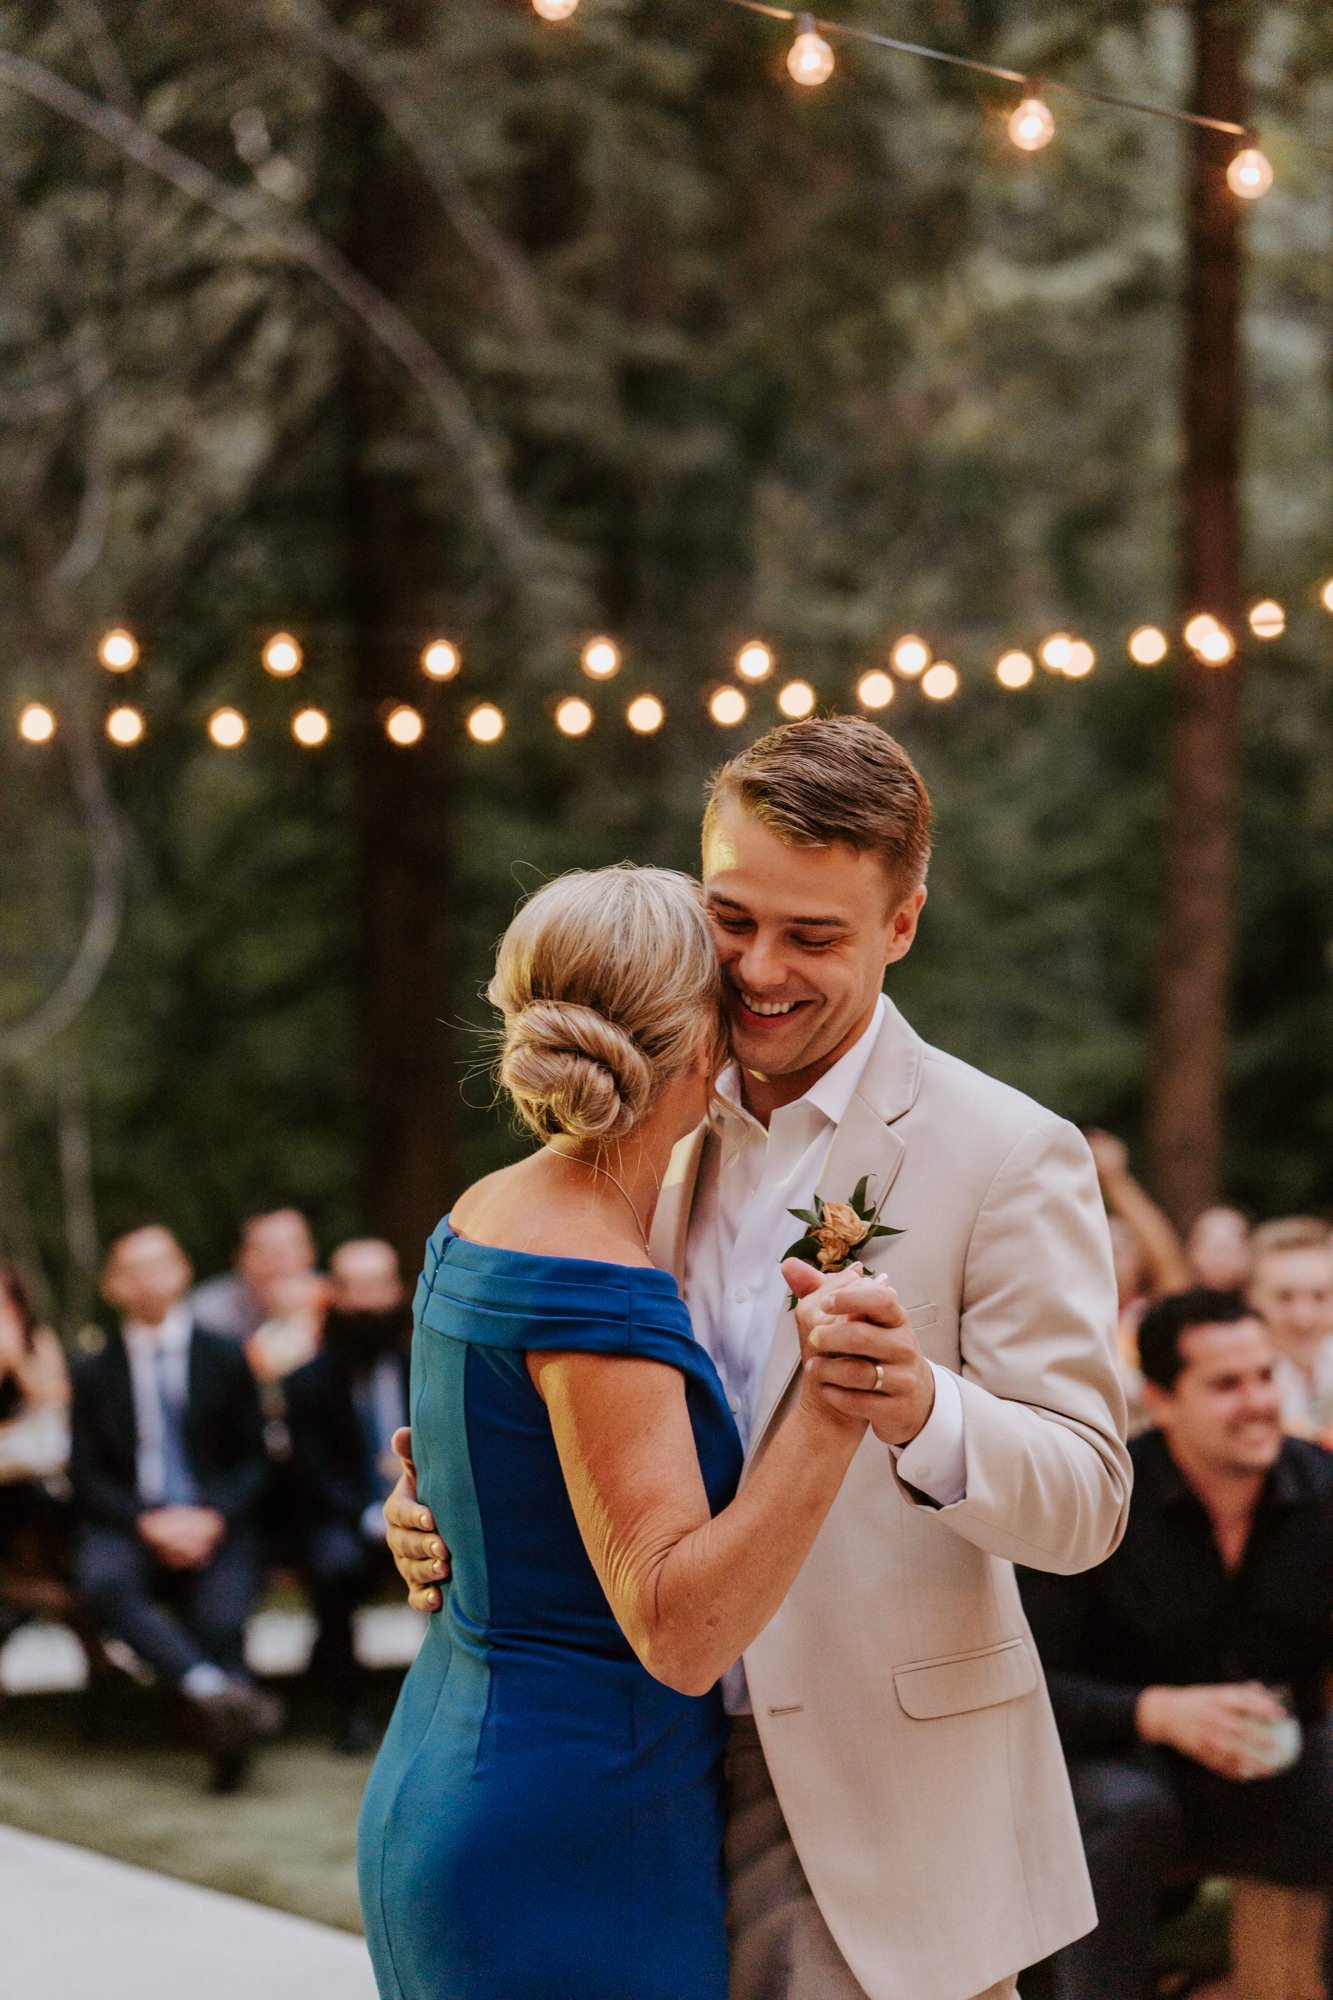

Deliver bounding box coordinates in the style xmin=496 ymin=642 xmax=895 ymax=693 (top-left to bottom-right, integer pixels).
xmin=357 ymin=866 xmax=865 ymax=2000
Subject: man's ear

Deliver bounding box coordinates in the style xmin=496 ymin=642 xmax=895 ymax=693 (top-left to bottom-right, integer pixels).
xmin=1140 ymin=1379 xmax=1172 ymax=1431
xmin=884 ymin=884 xmax=927 ymax=967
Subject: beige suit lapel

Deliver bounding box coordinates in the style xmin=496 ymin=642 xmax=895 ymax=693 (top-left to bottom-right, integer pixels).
xmin=744 ymin=1002 xmax=922 ymax=1466
xmin=650 ymin=1124 xmax=708 ymax=1286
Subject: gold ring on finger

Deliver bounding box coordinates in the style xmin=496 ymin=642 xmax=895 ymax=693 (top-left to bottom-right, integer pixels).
xmin=872 ymin=1361 xmax=885 ymax=1394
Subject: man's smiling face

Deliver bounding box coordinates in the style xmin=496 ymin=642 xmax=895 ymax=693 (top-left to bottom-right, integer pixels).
xmin=702 ymin=802 xmax=925 ymax=1113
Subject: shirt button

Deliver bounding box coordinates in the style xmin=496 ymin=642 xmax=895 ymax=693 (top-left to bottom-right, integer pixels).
xmin=729 ymin=1397 xmax=742 ymax=1416
xmin=733 ymin=1285 xmax=749 ymax=1304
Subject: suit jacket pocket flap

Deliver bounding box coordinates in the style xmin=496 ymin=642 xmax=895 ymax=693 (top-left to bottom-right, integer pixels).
xmin=892 ymin=1638 xmax=1036 ymax=1720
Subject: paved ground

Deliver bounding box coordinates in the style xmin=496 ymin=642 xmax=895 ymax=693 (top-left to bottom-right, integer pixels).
xmin=0 ymin=1825 xmax=379 ymax=2000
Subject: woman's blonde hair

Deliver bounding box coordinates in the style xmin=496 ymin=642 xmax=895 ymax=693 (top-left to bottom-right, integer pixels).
xmin=489 ymin=865 xmax=722 ymax=1145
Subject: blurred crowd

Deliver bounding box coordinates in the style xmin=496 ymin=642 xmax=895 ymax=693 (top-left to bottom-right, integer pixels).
xmin=3 ymin=1163 xmax=1333 ymax=1994
xmin=0 ymin=1208 xmax=410 ymax=1789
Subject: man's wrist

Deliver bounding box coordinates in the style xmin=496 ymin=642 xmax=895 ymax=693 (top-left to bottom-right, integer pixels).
xmin=1135 ymin=1686 xmax=1170 ymax=1745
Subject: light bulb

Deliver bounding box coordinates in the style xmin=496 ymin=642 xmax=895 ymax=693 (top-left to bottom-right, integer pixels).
xmin=467 ymin=703 xmax=505 ymax=744
xmin=1040 ymin=632 xmax=1073 ymax=673
xmin=627 ymin=695 xmax=665 ymax=735
xmin=581 ymin=638 xmax=620 ymax=680
xmin=385 ymin=704 xmax=424 ymax=745
xmin=532 ymin=0 xmax=578 ymax=17
xmin=1183 ymin=613 xmax=1221 ymax=653
xmin=1064 ymin=639 xmax=1095 ymax=679
xmin=921 ymin=662 xmax=959 ymax=702
xmin=18 ymin=702 xmax=56 ymax=743
xmin=208 ymin=707 xmax=247 ymax=748
xmin=106 ymin=705 xmax=144 ymax=746
xmin=1248 ymin=600 xmax=1284 ymax=640
xmin=709 ymin=686 xmax=747 ymax=727
xmin=293 ymin=706 xmax=330 ymax=747
xmin=996 ymin=651 xmax=1034 ymax=690
xmin=1321 ymin=579 xmax=1333 ymax=614
xmin=1196 ymin=625 xmax=1236 ymax=666
xmin=1128 ymin=625 xmax=1169 ymax=666
xmin=421 ymin=640 xmax=461 ymax=680
xmin=98 ymin=628 xmax=139 ymax=672
xmin=891 ymin=635 xmax=930 ymax=678
xmin=787 ymin=16 xmax=834 ymax=87
xmin=1227 ymin=146 xmax=1273 ymax=200
xmin=555 ymin=696 xmax=593 ymax=738
xmin=777 ymin=679 xmax=816 ymax=719
xmin=262 ymin=633 xmax=303 ymax=677
xmin=735 ymin=641 xmax=774 ymax=682
xmin=1008 ymin=96 xmax=1055 ymax=153
xmin=856 ymin=670 xmax=894 ymax=710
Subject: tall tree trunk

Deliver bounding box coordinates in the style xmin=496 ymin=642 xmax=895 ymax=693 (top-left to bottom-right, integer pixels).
xmin=1145 ymin=0 xmax=1247 ymax=1228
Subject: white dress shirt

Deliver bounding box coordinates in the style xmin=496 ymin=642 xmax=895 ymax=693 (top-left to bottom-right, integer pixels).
xmin=683 ymin=995 xmax=967 ymax=1713
xmin=123 ymin=1304 xmax=194 ymax=1507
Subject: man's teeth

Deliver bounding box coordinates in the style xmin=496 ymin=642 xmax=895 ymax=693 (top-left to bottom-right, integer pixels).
xmin=740 ymin=992 xmax=799 ymax=1017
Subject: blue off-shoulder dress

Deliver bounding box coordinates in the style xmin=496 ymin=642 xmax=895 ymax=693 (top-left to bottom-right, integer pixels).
xmin=358 ymin=1218 xmax=743 ymax=2000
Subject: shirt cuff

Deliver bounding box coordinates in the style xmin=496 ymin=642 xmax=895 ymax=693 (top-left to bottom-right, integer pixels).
xmin=890 ymin=1363 xmax=967 ymax=1507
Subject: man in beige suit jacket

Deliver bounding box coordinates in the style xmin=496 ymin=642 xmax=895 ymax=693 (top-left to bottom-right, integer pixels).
xmin=387 ymin=716 xmax=1130 ymax=2000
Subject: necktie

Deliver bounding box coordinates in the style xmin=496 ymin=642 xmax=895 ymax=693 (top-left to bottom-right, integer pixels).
xmin=155 ymin=1343 xmax=201 ymax=1506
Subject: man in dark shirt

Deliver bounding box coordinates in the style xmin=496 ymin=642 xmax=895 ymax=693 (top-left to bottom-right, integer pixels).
xmin=1020 ymin=1288 xmax=1333 ymax=2000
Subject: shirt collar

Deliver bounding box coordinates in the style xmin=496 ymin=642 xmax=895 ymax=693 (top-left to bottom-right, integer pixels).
xmin=1145 ymin=1425 xmax=1304 ymax=1517
xmin=124 ymin=1303 xmax=193 ymax=1355
xmin=713 ymin=994 xmax=887 ymax=1139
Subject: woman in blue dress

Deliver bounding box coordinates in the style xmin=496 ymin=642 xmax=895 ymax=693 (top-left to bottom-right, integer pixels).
xmin=358 ymin=865 xmax=868 ymax=2000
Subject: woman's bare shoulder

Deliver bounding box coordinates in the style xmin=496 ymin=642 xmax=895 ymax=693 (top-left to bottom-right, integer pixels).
xmin=450 ymin=1165 xmax=652 ymax=1268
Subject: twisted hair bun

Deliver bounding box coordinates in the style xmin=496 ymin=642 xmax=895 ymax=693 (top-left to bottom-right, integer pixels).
xmin=488 ymin=865 xmax=723 ymax=1146
xmin=500 ymin=1000 xmax=654 ymax=1144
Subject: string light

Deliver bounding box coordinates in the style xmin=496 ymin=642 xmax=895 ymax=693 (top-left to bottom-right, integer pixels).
xmin=555 ymin=696 xmax=594 ymax=737
xmin=421 ymin=640 xmax=461 ymax=681
xmin=384 ymin=704 xmax=423 ymax=746
xmin=262 ymin=633 xmax=303 ymax=677
xmin=106 ymin=706 xmax=144 ymax=746
xmin=735 ymin=641 xmax=775 ymax=682
xmin=532 ymin=0 xmax=578 ymax=17
xmin=856 ymin=670 xmax=894 ymax=710
xmin=98 ymin=628 xmax=139 ymax=672
xmin=891 ymin=636 xmax=930 ymax=678
xmin=467 ymin=703 xmax=506 ymax=744
xmin=18 ymin=702 xmax=56 ymax=743
xmin=208 ymin=707 xmax=247 ymax=748
xmin=1227 ymin=145 xmax=1274 ymax=200
xmin=1128 ymin=625 xmax=1169 ymax=666
xmin=787 ymin=14 xmax=835 ymax=86
xmin=627 ymin=694 xmax=665 ymax=734
xmin=1184 ymin=613 xmax=1223 ymax=655
xmin=1008 ymin=95 xmax=1055 ymax=153
xmin=1322 ymin=580 xmax=1333 ymax=614
xmin=777 ymin=679 xmax=817 ymax=718
xmin=1040 ymin=632 xmax=1073 ymax=673
xmin=1064 ymin=639 xmax=1095 ymax=679
xmin=1248 ymin=600 xmax=1284 ymax=640
xmin=709 ymin=686 xmax=748 ymax=726
xmin=581 ymin=638 xmax=621 ymax=680
xmin=921 ymin=662 xmax=959 ymax=701
xmin=293 ymin=706 xmax=330 ymax=747
xmin=1196 ymin=625 xmax=1236 ymax=666
xmin=996 ymin=650 xmax=1034 ymax=689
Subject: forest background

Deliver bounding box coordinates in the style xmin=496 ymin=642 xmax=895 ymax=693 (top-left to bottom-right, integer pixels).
xmin=0 ymin=0 xmax=1330 ymax=1329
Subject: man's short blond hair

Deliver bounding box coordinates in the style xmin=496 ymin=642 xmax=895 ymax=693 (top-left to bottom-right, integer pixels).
xmin=704 ymin=716 xmax=932 ymax=901
xmin=1248 ymin=1217 xmax=1333 ymax=1281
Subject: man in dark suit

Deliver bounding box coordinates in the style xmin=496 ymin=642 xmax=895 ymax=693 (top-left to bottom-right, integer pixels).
xmin=71 ymin=1225 xmax=280 ymax=1790
xmin=285 ymin=1237 xmax=410 ymax=1752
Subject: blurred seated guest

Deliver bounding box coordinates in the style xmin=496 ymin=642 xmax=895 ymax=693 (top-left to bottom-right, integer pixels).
xmin=1020 ymin=1289 xmax=1333 ymax=2000
xmin=0 ymin=1264 xmax=96 ymax=1657
xmin=190 ymin=1207 xmax=318 ymax=1345
xmin=71 ymin=1226 xmax=280 ymax=1790
xmin=245 ymin=1270 xmax=329 ymax=1390
xmin=1246 ymin=1217 xmax=1333 ymax=1445
xmin=285 ymin=1238 xmax=410 ymax=1752
xmin=1087 ymin=1131 xmax=1190 ymax=1436
xmin=1187 ymin=1203 xmax=1252 ymax=1293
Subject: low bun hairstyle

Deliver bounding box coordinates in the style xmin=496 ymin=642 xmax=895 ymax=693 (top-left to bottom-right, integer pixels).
xmin=489 ymin=866 xmax=723 ymax=1145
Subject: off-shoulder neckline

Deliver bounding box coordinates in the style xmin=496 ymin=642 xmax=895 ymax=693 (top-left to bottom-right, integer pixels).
xmin=440 ymin=1215 xmax=676 ymax=1285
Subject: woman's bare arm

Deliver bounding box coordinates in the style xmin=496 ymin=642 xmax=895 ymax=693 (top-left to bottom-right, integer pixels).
xmin=530 ymin=1344 xmax=863 ymax=1697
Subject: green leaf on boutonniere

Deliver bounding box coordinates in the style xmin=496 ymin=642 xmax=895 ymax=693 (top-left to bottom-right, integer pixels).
xmin=786 ymin=1206 xmax=823 ymax=1229
xmin=850 ymin=1174 xmax=871 ymax=1212
xmin=781 ymin=1232 xmax=822 ymax=1264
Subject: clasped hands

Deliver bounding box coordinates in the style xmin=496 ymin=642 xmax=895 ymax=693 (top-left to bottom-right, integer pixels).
xmin=137 ymin=1504 xmax=226 ymax=1570
xmin=785 ymin=1259 xmax=936 ymax=1448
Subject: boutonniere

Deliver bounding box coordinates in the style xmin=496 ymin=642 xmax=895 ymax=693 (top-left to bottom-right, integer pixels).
xmin=782 ymin=1175 xmax=903 ymax=1304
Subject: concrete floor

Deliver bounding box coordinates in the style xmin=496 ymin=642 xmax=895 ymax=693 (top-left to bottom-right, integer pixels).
xmin=0 ymin=1825 xmax=379 ymax=2000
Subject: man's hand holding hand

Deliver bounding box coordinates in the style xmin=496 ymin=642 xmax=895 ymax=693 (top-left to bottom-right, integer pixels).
xmin=384 ymin=1426 xmax=450 ymax=1612
xmin=138 ymin=1505 xmax=226 ymax=1570
xmin=1136 ymin=1681 xmax=1286 ymax=1781
xmin=787 ymin=1265 xmax=936 ymax=1448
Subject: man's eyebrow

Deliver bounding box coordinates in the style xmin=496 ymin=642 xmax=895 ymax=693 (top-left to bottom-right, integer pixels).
xmin=706 ymin=894 xmax=851 ymax=929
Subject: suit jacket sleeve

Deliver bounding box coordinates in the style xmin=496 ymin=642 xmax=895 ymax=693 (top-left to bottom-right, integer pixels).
xmin=203 ymin=1339 xmax=269 ymax=1528
xmin=284 ymin=1363 xmax=367 ymax=1526
xmin=69 ymin=1353 xmax=142 ymax=1532
xmin=893 ymin=1115 xmax=1131 ymax=1575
